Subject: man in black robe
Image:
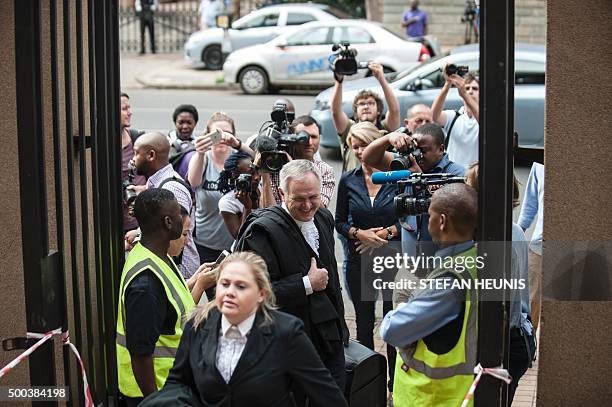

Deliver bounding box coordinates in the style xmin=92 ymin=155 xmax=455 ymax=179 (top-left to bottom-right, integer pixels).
xmin=235 ymin=159 xmax=348 ymax=395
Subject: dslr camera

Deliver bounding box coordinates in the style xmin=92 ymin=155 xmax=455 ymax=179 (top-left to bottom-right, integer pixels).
xmin=235 ymin=173 xmax=252 ymax=194
xmin=389 ymin=127 xmax=424 ymax=171
xmin=330 ymin=42 xmax=369 ymax=76
xmin=257 ymin=102 xmax=309 ymax=172
xmin=394 ymin=173 xmax=465 ymax=218
xmin=445 ymin=63 xmax=469 ymax=77
xmin=123 ymin=163 xmax=138 ymax=205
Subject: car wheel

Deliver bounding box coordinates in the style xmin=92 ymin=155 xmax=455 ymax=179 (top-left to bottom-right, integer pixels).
xmin=239 ymin=66 xmax=269 ymax=95
xmin=201 ymin=44 xmax=224 ymax=70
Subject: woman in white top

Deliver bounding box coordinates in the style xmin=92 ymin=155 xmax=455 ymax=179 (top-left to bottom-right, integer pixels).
xmin=141 ymin=251 xmax=348 ymax=407
xmin=187 ymin=112 xmax=254 ymax=265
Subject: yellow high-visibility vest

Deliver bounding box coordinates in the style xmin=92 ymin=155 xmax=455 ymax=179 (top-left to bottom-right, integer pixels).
xmin=116 ymin=243 xmax=195 ymax=398
xmin=393 ymin=246 xmax=478 ymax=407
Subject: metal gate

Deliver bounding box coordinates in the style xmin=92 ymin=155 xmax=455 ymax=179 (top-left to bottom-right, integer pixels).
xmin=12 ymin=0 xmax=123 ymax=405
xmin=119 ymin=0 xmax=200 ymax=53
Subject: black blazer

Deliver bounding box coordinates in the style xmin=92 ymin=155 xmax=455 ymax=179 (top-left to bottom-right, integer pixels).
xmin=141 ymin=309 xmax=348 ymax=407
xmin=234 ymin=206 xmax=349 ymax=355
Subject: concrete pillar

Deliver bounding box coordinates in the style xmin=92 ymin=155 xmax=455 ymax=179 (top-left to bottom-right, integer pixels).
xmin=0 ymin=1 xmax=30 ymax=393
xmin=539 ymin=0 xmax=612 ymax=404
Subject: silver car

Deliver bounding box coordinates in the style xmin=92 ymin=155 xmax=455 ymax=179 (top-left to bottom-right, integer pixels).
xmin=184 ymin=4 xmax=344 ymax=70
xmin=223 ymin=19 xmax=434 ymax=94
xmin=311 ymin=44 xmax=546 ymax=150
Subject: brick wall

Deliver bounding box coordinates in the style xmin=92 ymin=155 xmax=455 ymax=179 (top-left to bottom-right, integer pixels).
xmin=377 ymin=0 xmax=546 ymax=49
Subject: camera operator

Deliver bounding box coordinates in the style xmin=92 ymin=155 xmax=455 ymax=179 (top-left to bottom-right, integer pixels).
xmin=331 ymin=61 xmax=401 ymax=172
xmin=121 ymin=92 xmax=146 ymax=233
xmin=380 ymin=183 xmax=479 ymax=406
xmin=431 ymin=68 xmax=480 ymax=169
xmin=362 ymin=123 xmax=464 ymax=253
xmin=260 ymin=115 xmax=336 ymax=208
xmin=217 ymin=151 xmax=260 ymax=239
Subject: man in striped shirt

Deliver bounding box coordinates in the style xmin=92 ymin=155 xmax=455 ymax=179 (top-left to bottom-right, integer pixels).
xmin=262 ymin=115 xmax=336 ymax=208
xmin=128 ymin=132 xmax=200 ymax=279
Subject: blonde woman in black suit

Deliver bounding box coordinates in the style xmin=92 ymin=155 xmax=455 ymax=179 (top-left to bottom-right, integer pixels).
xmin=141 ymin=251 xmax=348 ymax=407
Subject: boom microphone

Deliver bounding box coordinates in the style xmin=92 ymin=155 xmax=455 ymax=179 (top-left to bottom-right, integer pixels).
xmin=371 ymin=170 xmax=412 ymax=184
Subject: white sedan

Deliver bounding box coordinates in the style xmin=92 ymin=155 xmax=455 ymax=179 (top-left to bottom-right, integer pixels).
xmin=223 ymin=20 xmax=433 ymax=94
xmin=184 ymin=4 xmax=343 ymax=70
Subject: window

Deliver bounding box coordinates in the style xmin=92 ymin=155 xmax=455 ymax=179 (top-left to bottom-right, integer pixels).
xmin=515 ymin=59 xmax=546 ymax=84
xmin=286 ymin=12 xmax=316 ymax=26
xmin=286 ymin=27 xmax=330 ymax=46
xmin=331 ymin=26 xmax=373 ymax=44
xmin=236 ymin=12 xmax=279 ymax=29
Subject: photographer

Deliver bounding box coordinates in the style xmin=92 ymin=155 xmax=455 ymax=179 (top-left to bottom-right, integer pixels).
xmin=331 ymin=60 xmax=401 ymax=172
xmin=362 ymin=123 xmax=464 ymax=248
xmin=261 ymin=115 xmax=335 ymax=208
xmin=217 ymin=151 xmax=260 ymax=239
xmin=121 ymin=92 xmax=146 ymax=233
xmin=187 ymin=112 xmax=253 ymax=265
xmin=431 ymin=68 xmax=480 ymax=169
xmin=380 ymin=183 xmax=479 ymax=406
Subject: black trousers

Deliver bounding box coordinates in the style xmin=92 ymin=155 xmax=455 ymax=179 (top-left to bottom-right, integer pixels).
xmin=139 ymin=10 xmax=155 ymax=53
xmin=507 ymin=327 xmax=536 ymax=404
xmin=346 ymin=259 xmax=397 ymax=391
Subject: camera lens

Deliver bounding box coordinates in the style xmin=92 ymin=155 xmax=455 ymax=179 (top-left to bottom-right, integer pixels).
xmin=262 ymin=152 xmax=287 ymax=172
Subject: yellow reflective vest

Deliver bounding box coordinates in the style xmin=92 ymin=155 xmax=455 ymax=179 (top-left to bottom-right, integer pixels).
xmin=393 ymin=246 xmax=478 ymax=407
xmin=116 ymin=243 xmax=195 ymax=398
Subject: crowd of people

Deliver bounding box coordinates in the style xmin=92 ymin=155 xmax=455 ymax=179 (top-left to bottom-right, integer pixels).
xmin=116 ymin=58 xmax=542 ymax=406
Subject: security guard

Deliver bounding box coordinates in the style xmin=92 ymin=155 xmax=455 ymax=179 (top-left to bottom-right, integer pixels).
xmin=117 ymin=188 xmax=195 ymax=406
xmin=381 ymin=183 xmax=479 ymax=406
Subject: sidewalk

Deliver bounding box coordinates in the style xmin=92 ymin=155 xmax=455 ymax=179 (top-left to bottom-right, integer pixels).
xmin=120 ymin=51 xmax=228 ymax=90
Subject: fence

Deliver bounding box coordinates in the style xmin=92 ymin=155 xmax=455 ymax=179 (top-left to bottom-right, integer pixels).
xmin=119 ymin=0 xmax=200 ymax=53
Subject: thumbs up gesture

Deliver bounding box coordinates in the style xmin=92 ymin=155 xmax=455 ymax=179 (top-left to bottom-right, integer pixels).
xmin=307 ymin=257 xmax=329 ymax=292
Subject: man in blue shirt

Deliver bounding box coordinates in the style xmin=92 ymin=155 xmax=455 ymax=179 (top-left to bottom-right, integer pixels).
xmin=517 ymin=162 xmax=544 ymax=331
xmin=362 ymin=123 xmax=465 ymax=251
xmin=402 ymin=0 xmax=428 ymax=39
xmin=380 ymin=183 xmax=478 ymax=406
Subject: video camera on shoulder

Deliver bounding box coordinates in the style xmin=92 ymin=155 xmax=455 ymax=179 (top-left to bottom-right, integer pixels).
xmin=394 ymin=173 xmax=465 ymax=218
xmin=256 ymin=102 xmax=309 ymax=172
xmin=445 ymin=63 xmax=469 ymax=77
xmin=389 ymin=127 xmax=424 ymax=171
xmin=330 ymin=42 xmax=369 ymax=76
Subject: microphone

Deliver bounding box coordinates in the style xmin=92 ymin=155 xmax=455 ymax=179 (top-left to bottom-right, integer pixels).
xmin=254 ymin=135 xmax=278 ymax=152
xmin=371 ymin=170 xmax=412 ymax=184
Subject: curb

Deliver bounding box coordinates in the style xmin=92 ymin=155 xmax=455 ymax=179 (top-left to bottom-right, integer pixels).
xmin=135 ymin=76 xmax=232 ymax=90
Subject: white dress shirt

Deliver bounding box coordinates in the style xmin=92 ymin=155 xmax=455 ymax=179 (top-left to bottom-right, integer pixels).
xmin=215 ymin=313 xmax=256 ymax=383
xmin=281 ymin=203 xmax=319 ymax=295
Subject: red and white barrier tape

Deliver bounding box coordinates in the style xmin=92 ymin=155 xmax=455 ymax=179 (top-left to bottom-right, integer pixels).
xmin=461 ymin=363 xmax=512 ymax=407
xmin=0 ymin=328 xmax=94 ymax=407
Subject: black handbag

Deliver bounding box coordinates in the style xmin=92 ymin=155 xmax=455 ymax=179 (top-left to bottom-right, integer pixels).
xmin=344 ymin=339 xmax=387 ymax=407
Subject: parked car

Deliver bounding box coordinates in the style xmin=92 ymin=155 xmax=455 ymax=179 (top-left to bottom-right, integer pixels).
xmin=223 ymin=20 xmax=435 ymax=94
xmin=184 ymin=4 xmax=345 ymax=69
xmin=311 ymin=43 xmax=546 ymax=150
